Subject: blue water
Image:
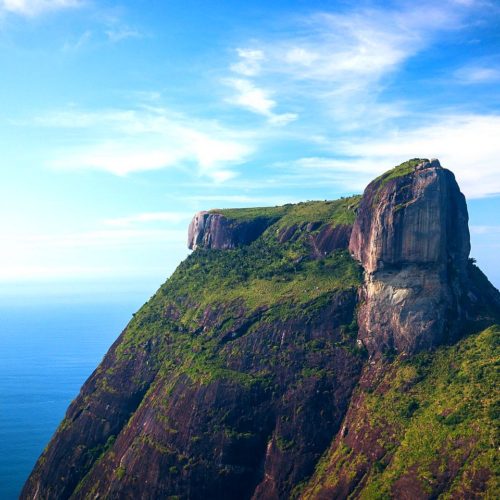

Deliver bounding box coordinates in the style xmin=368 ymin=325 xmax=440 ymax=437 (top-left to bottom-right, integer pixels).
xmin=0 ymin=301 xmax=138 ymax=499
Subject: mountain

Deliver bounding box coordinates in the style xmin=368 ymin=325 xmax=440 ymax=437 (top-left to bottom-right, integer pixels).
xmin=22 ymin=159 xmax=500 ymax=499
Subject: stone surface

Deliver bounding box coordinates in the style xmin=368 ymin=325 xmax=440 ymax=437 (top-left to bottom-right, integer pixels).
xmin=349 ymin=161 xmax=471 ymax=355
xmin=277 ymin=222 xmax=352 ymax=257
xmin=22 ymin=290 xmax=362 ymax=500
xmin=188 ymin=211 xmax=274 ymax=250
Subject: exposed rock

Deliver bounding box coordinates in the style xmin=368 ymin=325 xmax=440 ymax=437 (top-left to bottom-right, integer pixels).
xmin=349 ymin=161 xmax=471 ymax=355
xmin=277 ymin=222 xmax=352 ymax=258
xmin=188 ymin=211 xmax=275 ymax=250
xmin=310 ymin=224 xmax=352 ymax=257
xmin=22 ymin=289 xmax=363 ymax=500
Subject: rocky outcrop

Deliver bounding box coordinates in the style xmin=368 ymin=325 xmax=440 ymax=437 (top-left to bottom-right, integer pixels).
xmin=22 ymin=289 xmax=363 ymax=500
xmin=22 ymin=159 xmax=500 ymax=500
xmin=278 ymin=222 xmax=352 ymax=257
xmin=349 ymin=159 xmax=471 ymax=355
xmin=188 ymin=211 xmax=275 ymax=250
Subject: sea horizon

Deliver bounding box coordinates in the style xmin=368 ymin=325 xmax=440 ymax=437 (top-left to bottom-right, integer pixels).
xmin=0 ymin=293 xmax=148 ymax=498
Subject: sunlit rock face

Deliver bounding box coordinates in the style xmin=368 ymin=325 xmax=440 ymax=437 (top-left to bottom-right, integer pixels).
xmin=350 ymin=159 xmax=471 ymax=355
xmin=188 ymin=211 xmax=274 ymax=250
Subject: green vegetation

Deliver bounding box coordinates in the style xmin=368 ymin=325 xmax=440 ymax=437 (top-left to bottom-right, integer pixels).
xmin=41 ymin=165 xmax=500 ymax=499
xmin=209 ymin=204 xmax=289 ymax=221
xmin=111 ymin=195 xmax=363 ymax=393
xmin=63 ymin=194 xmax=366 ymax=491
xmin=273 ymin=197 xmax=361 ymax=230
xmin=115 ymin=466 xmax=126 ymax=480
xmin=374 ymin=158 xmax=427 ymax=187
xmin=210 ymin=195 xmax=361 ymax=229
xmin=308 ymin=325 xmax=500 ymax=498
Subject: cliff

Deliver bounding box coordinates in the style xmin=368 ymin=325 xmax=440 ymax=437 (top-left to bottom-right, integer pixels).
xmin=22 ymin=160 xmax=500 ymax=499
xmin=349 ymin=159 xmax=471 ymax=355
xmin=187 ymin=211 xmax=277 ymax=250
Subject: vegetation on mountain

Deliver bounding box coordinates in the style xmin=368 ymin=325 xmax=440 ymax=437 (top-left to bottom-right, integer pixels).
xmin=22 ymin=161 xmax=500 ymax=500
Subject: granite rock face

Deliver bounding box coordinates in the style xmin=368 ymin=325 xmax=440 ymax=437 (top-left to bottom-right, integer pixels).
xmin=188 ymin=211 xmax=275 ymax=250
xmin=349 ymin=159 xmax=471 ymax=355
xmin=277 ymin=222 xmax=352 ymax=258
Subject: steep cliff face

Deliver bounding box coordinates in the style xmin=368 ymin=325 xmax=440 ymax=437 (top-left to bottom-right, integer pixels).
xmin=23 ymin=198 xmax=365 ymax=500
xmin=22 ymin=162 xmax=500 ymax=500
xmin=302 ymin=325 xmax=500 ymax=499
xmin=188 ymin=211 xmax=278 ymax=250
xmin=349 ymin=159 xmax=471 ymax=355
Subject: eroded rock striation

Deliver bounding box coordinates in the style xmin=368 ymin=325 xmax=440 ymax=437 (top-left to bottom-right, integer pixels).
xmin=22 ymin=160 xmax=500 ymax=500
xmin=188 ymin=211 xmax=276 ymax=250
xmin=349 ymin=159 xmax=471 ymax=355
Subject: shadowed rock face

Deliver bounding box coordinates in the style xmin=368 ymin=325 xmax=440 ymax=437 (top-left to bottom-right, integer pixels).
xmin=349 ymin=159 xmax=471 ymax=355
xmin=188 ymin=211 xmax=275 ymax=250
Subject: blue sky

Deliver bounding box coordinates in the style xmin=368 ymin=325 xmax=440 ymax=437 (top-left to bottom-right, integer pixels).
xmin=0 ymin=0 xmax=499 ymax=300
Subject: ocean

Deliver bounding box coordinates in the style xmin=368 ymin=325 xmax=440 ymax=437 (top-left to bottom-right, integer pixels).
xmin=0 ymin=300 xmax=139 ymax=499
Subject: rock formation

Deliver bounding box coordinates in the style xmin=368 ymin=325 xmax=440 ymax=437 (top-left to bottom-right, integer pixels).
xmin=349 ymin=159 xmax=471 ymax=355
xmin=188 ymin=211 xmax=276 ymax=250
xmin=22 ymin=160 xmax=500 ymax=500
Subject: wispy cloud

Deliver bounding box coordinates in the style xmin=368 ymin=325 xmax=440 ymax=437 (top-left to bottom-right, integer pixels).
xmin=103 ymin=212 xmax=191 ymax=227
xmin=185 ymin=194 xmax=303 ymax=209
xmin=470 ymin=225 xmax=500 ymax=235
xmin=225 ymin=78 xmax=297 ymax=125
xmin=35 ymin=106 xmax=253 ymax=181
xmin=289 ymin=114 xmax=500 ymax=198
xmin=454 ymin=65 xmax=500 ymax=84
xmin=230 ymin=48 xmax=264 ymax=76
xmin=105 ymin=26 xmax=142 ymax=43
xmin=62 ymin=29 xmax=92 ymax=52
xmin=0 ymin=0 xmax=82 ymax=16
xmin=225 ymin=1 xmax=482 ymax=130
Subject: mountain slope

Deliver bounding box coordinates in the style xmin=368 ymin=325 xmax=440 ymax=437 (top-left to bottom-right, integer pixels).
xmin=22 ymin=160 xmax=500 ymax=499
xmin=303 ymin=325 xmax=499 ymax=499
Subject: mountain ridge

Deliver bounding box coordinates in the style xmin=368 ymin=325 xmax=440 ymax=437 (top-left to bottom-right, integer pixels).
xmin=22 ymin=159 xmax=500 ymax=499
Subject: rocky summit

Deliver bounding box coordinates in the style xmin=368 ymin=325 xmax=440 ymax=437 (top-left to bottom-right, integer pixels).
xmin=22 ymin=160 xmax=500 ymax=499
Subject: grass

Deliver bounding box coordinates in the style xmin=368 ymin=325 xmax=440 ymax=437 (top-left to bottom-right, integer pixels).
xmin=209 ymin=196 xmax=361 ymax=230
xmin=306 ymin=325 xmax=500 ymax=498
xmin=113 ymin=196 xmax=363 ymax=390
xmin=209 ymin=205 xmax=289 ymax=221
xmin=373 ymin=158 xmax=427 ymax=188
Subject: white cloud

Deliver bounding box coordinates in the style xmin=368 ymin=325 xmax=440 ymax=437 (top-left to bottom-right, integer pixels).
xmin=292 ymin=114 xmax=500 ymax=198
xmin=36 ymin=106 xmax=253 ymax=181
xmin=103 ymin=212 xmax=191 ymax=227
xmin=268 ymin=112 xmax=298 ymax=126
xmin=454 ymin=65 xmax=500 ymax=84
xmin=470 ymin=226 xmax=500 ymax=235
xmin=225 ymin=78 xmax=297 ymax=125
xmin=230 ymin=48 xmax=264 ymax=76
xmin=226 ymin=1 xmax=481 ymax=130
xmin=226 ymin=78 xmax=275 ymax=115
xmin=285 ymin=47 xmax=319 ymax=66
xmin=105 ymin=27 xmax=141 ymax=43
xmin=185 ymin=194 xmax=302 ymax=206
xmin=62 ymin=30 xmax=92 ymax=52
xmin=0 ymin=0 xmax=81 ymax=16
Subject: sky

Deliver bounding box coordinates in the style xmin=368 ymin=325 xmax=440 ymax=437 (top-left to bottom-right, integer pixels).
xmin=0 ymin=0 xmax=499 ymax=301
